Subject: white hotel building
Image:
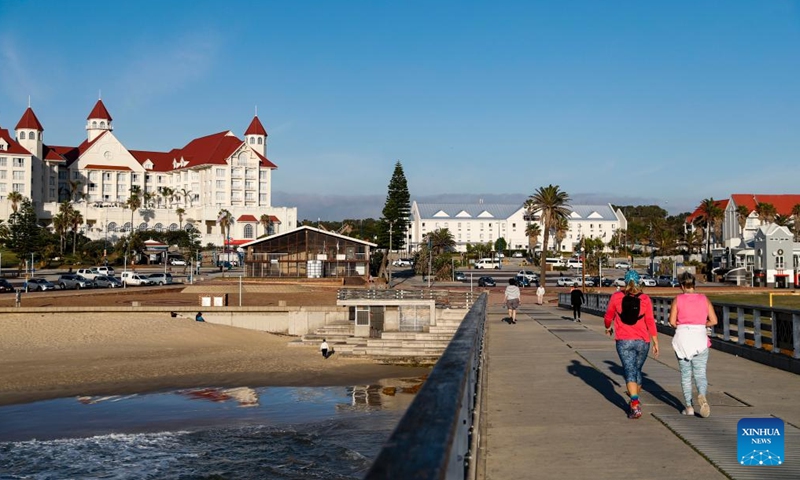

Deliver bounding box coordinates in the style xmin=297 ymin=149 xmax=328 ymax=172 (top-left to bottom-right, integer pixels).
xmin=408 ymin=202 xmax=626 ymax=254
xmin=0 ymin=100 xmax=297 ymax=246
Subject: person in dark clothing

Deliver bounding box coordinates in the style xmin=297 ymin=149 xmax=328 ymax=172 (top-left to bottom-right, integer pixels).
xmin=570 ymin=286 xmax=584 ymax=322
xmin=196 ymin=312 xmax=205 ymax=322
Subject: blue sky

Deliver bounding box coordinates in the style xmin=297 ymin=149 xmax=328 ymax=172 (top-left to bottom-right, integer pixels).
xmin=1 ymin=1 xmax=798 ymax=220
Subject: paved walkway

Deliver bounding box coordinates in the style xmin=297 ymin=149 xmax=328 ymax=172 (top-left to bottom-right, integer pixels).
xmin=477 ymin=299 xmax=800 ymax=479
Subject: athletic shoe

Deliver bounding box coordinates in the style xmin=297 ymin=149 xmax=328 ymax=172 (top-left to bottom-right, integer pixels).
xmin=629 ymin=402 xmax=642 ymax=419
xmin=698 ymin=395 xmax=710 ymax=418
xmin=681 ymin=407 xmax=695 ymax=416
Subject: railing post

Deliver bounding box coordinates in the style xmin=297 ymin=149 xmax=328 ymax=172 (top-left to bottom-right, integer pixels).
xmin=753 ymin=308 xmax=762 ymax=350
xmin=793 ymin=313 xmax=800 ymax=360
xmin=736 ymin=306 xmax=745 ymax=345
xmin=772 ymin=311 xmax=782 ymax=355
xmin=723 ymin=305 xmax=731 ymax=341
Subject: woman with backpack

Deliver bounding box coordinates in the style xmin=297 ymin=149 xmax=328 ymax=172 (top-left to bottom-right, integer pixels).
xmin=668 ymin=272 xmax=718 ymax=417
xmin=603 ymin=270 xmax=659 ymax=419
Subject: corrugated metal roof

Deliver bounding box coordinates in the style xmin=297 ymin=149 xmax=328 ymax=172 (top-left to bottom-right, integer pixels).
xmin=569 ymin=204 xmax=618 ymax=220
xmin=415 ymin=203 xmax=523 ymax=219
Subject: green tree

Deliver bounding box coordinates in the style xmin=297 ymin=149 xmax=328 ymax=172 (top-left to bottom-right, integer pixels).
xmin=218 ymin=209 xmax=234 ymax=249
xmin=525 ymin=223 xmax=541 ymax=256
xmin=7 ymin=199 xmax=41 ymax=257
xmin=259 ymin=214 xmax=272 ymax=237
xmin=736 ymin=205 xmax=751 ymax=243
xmin=494 ymin=237 xmax=507 ymax=256
xmin=755 ymin=202 xmax=777 ymax=225
xmin=527 ymin=185 xmax=571 ymax=281
xmin=791 ymin=204 xmax=800 ymax=241
xmin=377 ymin=161 xmax=411 ymax=250
xmin=7 ymin=191 xmax=23 ymax=214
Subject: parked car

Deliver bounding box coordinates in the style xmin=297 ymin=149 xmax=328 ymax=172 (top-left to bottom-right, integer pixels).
xmin=566 ymin=259 xmax=583 ymax=269
xmin=613 ymin=277 xmax=627 ymax=287
xmin=515 ymin=275 xmax=531 ymax=287
xmin=557 ymin=276 xmax=576 ymax=287
xmin=512 ymin=252 xmax=524 ymax=258
xmin=120 ymin=272 xmax=153 ymax=286
xmin=0 ymin=278 xmax=14 ymax=292
xmin=169 ymin=257 xmax=187 ymax=266
xmin=656 ymin=275 xmax=674 ymax=287
xmin=517 ymin=270 xmax=539 ymax=282
xmin=614 ymin=261 xmax=631 ymax=269
xmin=477 ymin=276 xmax=496 ymax=287
xmin=392 ymin=258 xmax=413 ymax=267
xmin=95 ymin=266 xmax=115 ymax=276
xmin=454 ymin=271 xmax=467 ymax=282
xmin=24 ymin=277 xmax=56 ymax=291
xmin=94 ymin=275 xmax=123 ymax=288
xmin=601 ymin=277 xmax=615 ymax=287
xmin=474 ymin=258 xmax=501 ymax=269
xmin=147 ymin=273 xmax=174 ymax=285
xmin=76 ymin=268 xmax=101 ymax=280
xmin=57 ymin=274 xmax=94 ymax=290
xmin=640 ymin=275 xmax=657 ymax=287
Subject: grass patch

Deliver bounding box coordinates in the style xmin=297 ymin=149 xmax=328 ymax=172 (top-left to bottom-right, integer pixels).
xmin=707 ymin=292 xmax=800 ymax=309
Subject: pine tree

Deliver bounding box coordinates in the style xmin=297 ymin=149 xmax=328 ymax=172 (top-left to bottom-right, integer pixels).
xmin=8 ymin=199 xmax=43 ymax=256
xmin=378 ymin=161 xmax=411 ymax=250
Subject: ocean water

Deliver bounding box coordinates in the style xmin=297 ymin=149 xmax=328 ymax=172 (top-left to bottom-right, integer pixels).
xmin=0 ymin=385 xmax=412 ymax=479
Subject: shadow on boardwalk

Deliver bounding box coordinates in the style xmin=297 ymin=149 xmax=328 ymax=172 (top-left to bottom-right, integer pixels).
xmin=567 ymin=359 xmax=628 ymax=412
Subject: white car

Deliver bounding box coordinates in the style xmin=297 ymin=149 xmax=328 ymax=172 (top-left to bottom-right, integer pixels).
xmin=641 ymin=275 xmax=657 ymax=287
xmin=566 ymin=259 xmax=583 ymax=269
xmin=120 ymin=272 xmax=153 ymax=286
xmin=392 ymin=259 xmax=413 ymax=267
xmin=95 ymin=266 xmax=115 ymax=276
xmin=557 ymin=277 xmax=576 ymax=287
xmin=614 ymin=261 xmax=631 ymax=269
xmin=517 ymin=270 xmax=538 ymax=282
xmin=613 ymin=277 xmax=627 ymax=287
xmin=512 ymin=252 xmax=524 ymax=258
xmin=169 ymin=258 xmax=187 ymax=266
xmin=76 ymin=268 xmax=101 ymax=280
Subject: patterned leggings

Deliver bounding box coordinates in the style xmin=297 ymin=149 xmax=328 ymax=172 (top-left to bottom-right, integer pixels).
xmin=615 ymin=339 xmax=650 ymax=385
xmin=677 ymin=348 xmax=709 ymax=406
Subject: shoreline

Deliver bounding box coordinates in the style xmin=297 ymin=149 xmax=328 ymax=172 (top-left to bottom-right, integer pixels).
xmin=0 ymin=312 xmax=429 ymax=407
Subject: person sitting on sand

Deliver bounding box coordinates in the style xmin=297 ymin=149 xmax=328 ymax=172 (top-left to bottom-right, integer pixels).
xmin=196 ymin=312 xmax=205 ymax=322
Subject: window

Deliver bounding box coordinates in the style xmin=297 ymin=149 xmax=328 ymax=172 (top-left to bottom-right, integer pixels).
xmin=244 ymin=224 xmax=254 ymax=238
xmin=0 ymin=184 xmax=6 ymax=193
xmin=157 ymin=175 xmax=164 ymax=184
xmin=12 ymin=183 xmax=24 ymax=192
xmin=216 ymin=168 xmax=226 ymax=177
xmin=30 ymin=132 xmax=36 ymax=140
xmin=12 ymin=171 xmax=24 ymax=180
xmin=89 ymin=171 xmax=98 ymax=181
xmin=132 ymin=174 xmax=140 ymax=183
xmin=103 ymin=172 xmax=112 ymax=181
xmin=19 ymin=132 xmax=26 ymax=140
xmin=245 ymin=192 xmax=254 ymax=202
xmin=0 ymin=171 xmax=6 ymax=179
xmin=215 ymin=192 xmax=225 ymax=201
xmin=100 ymin=121 xmax=105 ymax=128
xmin=232 ymin=180 xmax=242 ymax=189
xmin=145 ymin=174 xmax=152 ymax=183
xmin=259 ymin=193 xmax=267 ymax=203
xmin=0 ymin=157 xmax=6 ymax=166
xmin=49 ymin=188 xmax=55 ymax=197
xmin=258 ymin=137 xmax=262 ymax=145
xmin=92 ymin=121 xmax=97 ymax=128
xmin=260 ymin=182 xmax=267 ymax=191
xmin=259 ymin=170 xmax=267 ymax=179
xmin=117 ymin=173 xmax=127 ymax=183
xmin=215 ymin=180 xmax=225 ymax=189
xmin=13 ymin=158 xmax=24 ymax=167
xmin=249 ymin=137 xmax=254 ymax=144
xmin=103 ymin=183 xmax=112 ymax=192
xmin=777 ymin=256 xmax=785 ymax=269
xmin=245 ymin=180 xmax=254 ymax=190
xmin=73 ymin=171 xmax=80 ymax=179
xmin=49 ymin=177 xmax=55 ymax=185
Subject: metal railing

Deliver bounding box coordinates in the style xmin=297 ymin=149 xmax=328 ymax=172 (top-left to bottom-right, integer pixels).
xmin=558 ymin=292 xmax=800 ymax=360
xmin=338 ymin=288 xmax=478 ymax=309
xmin=364 ymin=293 xmax=487 ymax=480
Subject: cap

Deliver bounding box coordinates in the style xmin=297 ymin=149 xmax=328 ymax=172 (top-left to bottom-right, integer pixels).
xmin=624 ymin=270 xmax=641 ymax=286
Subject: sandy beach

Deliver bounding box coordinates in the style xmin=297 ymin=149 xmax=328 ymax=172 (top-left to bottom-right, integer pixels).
xmin=0 ymin=311 xmax=429 ymax=406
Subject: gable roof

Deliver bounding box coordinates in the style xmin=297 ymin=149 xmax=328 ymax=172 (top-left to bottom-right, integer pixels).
xmin=42 ymin=146 xmax=66 ymax=162
xmin=16 ymin=107 xmax=44 ymax=131
xmin=569 ymin=204 xmax=619 ymax=221
xmin=0 ymin=128 xmax=34 ymax=155
xmin=238 ymin=214 xmax=258 ymax=222
xmin=87 ymin=100 xmax=112 ymax=121
xmin=686 ymin=199 xmax=729 ymax=223
xmin=244 ymin=116 xmax=267 ymax=136
xmin=415 ymin=203 xmax=523 ymax=219
xmin=50 ymin=131 xmax=108 ymax=166
xmin=730 ymin=194 xmax=800 ymax=216
xmin=240 ymin=225 xmax=376 ymax=249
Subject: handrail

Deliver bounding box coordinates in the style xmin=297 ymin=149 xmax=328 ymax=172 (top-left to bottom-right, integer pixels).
xmin=364 ymin=293 xmax=487 ymax=479
xmin=558 ymin=292 xmax=800 ymax=363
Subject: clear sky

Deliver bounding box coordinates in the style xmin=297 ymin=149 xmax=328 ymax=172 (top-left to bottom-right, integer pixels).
xmin=1 ymin=1 xmax=798 ymax=221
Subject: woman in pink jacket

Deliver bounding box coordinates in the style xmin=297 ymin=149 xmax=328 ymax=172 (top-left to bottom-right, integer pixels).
xmin=668 ymin=272 xmax=718 ymax=417
xmin=604 ymin=270 xmax=660 ymax=419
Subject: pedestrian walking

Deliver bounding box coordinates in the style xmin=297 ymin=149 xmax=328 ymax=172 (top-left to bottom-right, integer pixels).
xmin=536 ymin=284 xmax=545 ymax=305
xmin=570 ymin=285 xmax=584 ymax=322
xmin=320 ymin=339 xmax=330 ymax=359
xmin=603 ymin=270 xmax=659 ymax=419
xmin=504 ymin=278 xmax=521 ymax=324
xmin=668 ymin=272 xmax=718 ymax=417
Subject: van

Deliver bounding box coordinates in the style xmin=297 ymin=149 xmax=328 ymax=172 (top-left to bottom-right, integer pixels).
xmin=545 ymin=258 xmax=565 ymax=267
xmin=120 ymin=271 xmax=153 ymax=286
xmin=474 ymin=258 xmax=501 ymax=269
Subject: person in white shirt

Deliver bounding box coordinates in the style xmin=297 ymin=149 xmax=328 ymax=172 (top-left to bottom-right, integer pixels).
xmin=536 ymin=285 xmax=545 ymax=305
xmin=504 ymin=278 xmax=521 ymax=324
xmin=320 ymin=339 xmax=330 ymax=359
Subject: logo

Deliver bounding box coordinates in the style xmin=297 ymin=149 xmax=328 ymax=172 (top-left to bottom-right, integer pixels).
xmin=738 ymin=418 xmax=784 ymax=466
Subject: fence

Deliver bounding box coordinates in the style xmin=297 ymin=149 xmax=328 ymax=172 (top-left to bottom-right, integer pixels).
xmin=364 ymin=293 xmax=487 ymax=480
xmin=338 ymin=288 xmax=478 ymax=310
xmin=558 ymin=292 xmax=800 ymax=369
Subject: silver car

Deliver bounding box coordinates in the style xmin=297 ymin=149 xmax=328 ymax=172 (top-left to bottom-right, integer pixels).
xmin=94 ymin=275 xmax=123 ymax=288
xmin=57 ymin=274 xmax=94 ymax=290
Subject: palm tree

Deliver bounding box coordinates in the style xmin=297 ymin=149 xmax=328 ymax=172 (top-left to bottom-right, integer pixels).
xmin=791 ymin=204 xmax=800 ymax=241
xmin=175 ymin=208 xmax=186 ymax=230
xmin=774 ymin=214 xmax=792 ymax=227
xmin=736 ymin=205 xmax=751 ymax=244
xmin=698 ymin=198 xmax=723 ymax=261
xmin=68 ymin=180 xmax=82 ymax=203
xmin=69 ymin=209 xmax=84 ymax=255
xmin=754 ymin=202 xmax=777 ymax=225
xmin=259 ymin=214 xmax=272 ymax=237
xmin=428 ymin=228 xmax=456 ymax=255
xmin=160 ymin=187 xmax=175 ymax=209
xmin=218 ymin=209 xmax=233 ymax=251
xmin=7 ymin=191 xmax=23 ymax=214
xmin=525 ymin=222 xmax=541 ymax=257
xmin=527 ymin=185 xmax=571 ymax=280
xmin=554 ymin=217 xmax=569 ymax=253
xmin=125 ymin=186 xmax=143 ymax=234
xmin=180 ymin=188 xmax=192 ymax=207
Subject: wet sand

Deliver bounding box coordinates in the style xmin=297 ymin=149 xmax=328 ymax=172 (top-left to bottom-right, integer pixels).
xmin=0 ymin=312 xmax=429 ymax=406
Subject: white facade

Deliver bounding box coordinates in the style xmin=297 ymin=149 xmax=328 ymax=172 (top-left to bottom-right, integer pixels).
xmin=408 ymin=202 xmax=625 ymax=254
xmin=0 ymin=101 xmax=297 ymax=246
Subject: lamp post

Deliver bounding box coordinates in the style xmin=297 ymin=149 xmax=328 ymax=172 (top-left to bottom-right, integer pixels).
xmin=388 ymin=220 xmax=394 ymax=288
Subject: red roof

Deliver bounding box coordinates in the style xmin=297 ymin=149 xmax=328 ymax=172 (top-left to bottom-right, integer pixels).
xmin=0 ymin=128 xmax=34 ymax=155
xmin=237 ymin=214 xmax=258 ymax=222
xmin=87 ymin=100 xmax=112 ymax=121
xmin=15 ymin=107 xmax=44 ymax=131
xmin=43 ymin=146 xmax=66 ymax=162
xmin=269 ymin=215 xmax=281 ymax=223
xmin=731 ymin=194 xmax=800 ymax=216
xmin=50 ymin=131 xmax=107 ymax=167
xmin=228 ymin=239 xmax=252 ymax=246
xmin=244 ymin=116 xmax=267 ymax=136
xmin=686 ymin=199 xmax=729 ymax=223
xmin=129 ymin=149 xmax=178 ymax=172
